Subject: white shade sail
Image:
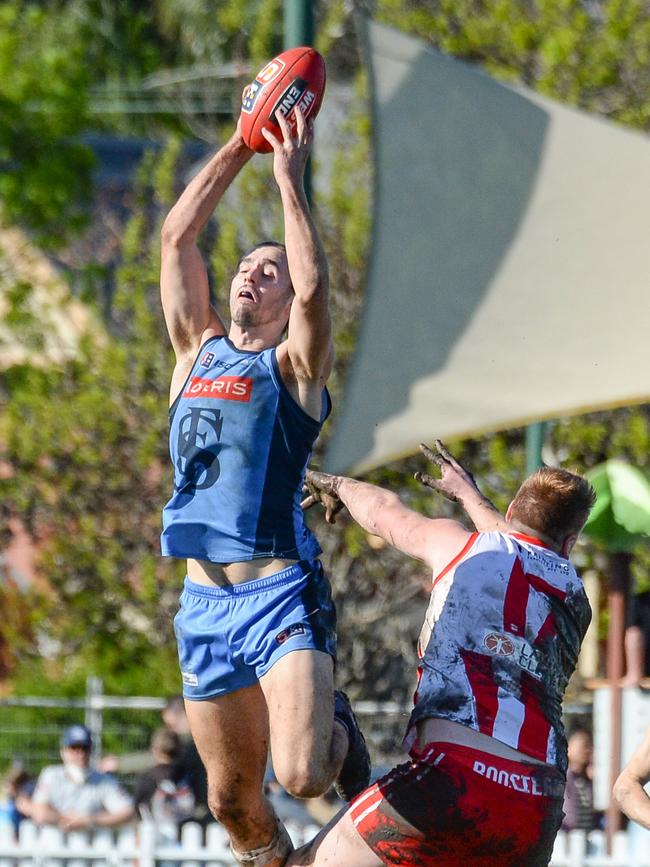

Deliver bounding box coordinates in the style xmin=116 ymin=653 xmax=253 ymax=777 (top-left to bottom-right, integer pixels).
xmin=326 ymin=17 xmax=650 ymax=474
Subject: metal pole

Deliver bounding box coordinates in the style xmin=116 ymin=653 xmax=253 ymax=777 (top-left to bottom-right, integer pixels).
xmin=284 ymin=0 xmax=314 ymax=48
xmin=85 ymin=675 xmax=104 ymax=762
xmin=284 ymin=0 xmax=314 ymax=202
xmin=525 ymin=422 xmax=547 ymax=474
xmin=605 ymin=552 xmax=631 ymax=850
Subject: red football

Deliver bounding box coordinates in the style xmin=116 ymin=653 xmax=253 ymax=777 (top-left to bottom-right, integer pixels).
xmin=240 ymin=46 xmax=326 ymax=153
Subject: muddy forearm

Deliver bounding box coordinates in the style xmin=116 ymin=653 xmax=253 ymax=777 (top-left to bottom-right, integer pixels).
xmin=457 ymin=489 xmax=510 ymax=533
xmin=337 ymin=478 xmax=404 ymax=541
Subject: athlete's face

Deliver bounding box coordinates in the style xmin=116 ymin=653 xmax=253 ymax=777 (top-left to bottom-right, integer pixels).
xmin=229 ymin=246 xmax=293 ymax=330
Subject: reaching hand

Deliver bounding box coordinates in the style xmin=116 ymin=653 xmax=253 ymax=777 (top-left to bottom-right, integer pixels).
xmin=261 ymin=105 xmax=313 ymax=188
xmin=414 ymin=440 xmax=480 ymax=504
xmin=301 ymin=469 xmax=344 ymax=525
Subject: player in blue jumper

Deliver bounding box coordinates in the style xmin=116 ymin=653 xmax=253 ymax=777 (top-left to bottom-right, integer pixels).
xmin=160 ymin=106 xmax=369 ymax=867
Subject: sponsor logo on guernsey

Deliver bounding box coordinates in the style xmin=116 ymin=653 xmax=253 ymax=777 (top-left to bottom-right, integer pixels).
xmin=483 ymin=632 xmax=515 ymax=656
xmin=517 ymin=642 xmax=543 ymax=679
xmin=183 ymin=376 xmax=253 ymax=402
xmin=275 ymin=623 xmax=306 ymax=645
xmin=472 ymin=761 xmax=563 ymax=797
xmin=524 ymin=545 xmax=570 ymax=575
xmin=181 ymin=671 xmax=198 ymax=687
xmin=199 ymin=351 xmax=215 ymax=367
xmin=483 ymin=630 xmax=543 ymax=679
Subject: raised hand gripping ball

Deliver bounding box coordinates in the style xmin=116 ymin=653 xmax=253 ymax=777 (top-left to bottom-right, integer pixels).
xmin=240 ymin=46 xmax=326 ymax=153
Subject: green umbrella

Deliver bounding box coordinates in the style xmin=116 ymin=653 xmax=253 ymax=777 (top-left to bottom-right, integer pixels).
xmin=582 ymin=459 xmax=650 ymax=842
xmin=584 ymin=460 xmax=650 ymax=551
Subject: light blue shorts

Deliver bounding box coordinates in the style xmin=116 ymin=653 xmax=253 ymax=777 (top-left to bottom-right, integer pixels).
xmin=173 ymin=560 xmax=337 ymax=700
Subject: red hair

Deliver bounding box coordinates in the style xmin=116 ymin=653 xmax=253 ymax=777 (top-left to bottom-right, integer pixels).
xmin=510 ymin=467 xmax=596 ymax=543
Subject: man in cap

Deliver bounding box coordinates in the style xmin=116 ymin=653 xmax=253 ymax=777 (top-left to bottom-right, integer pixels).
xmin=31 ymin=724 xmax=135 ymax=831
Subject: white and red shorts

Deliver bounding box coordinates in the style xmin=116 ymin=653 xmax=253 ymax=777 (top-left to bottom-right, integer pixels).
xmin=349 ymin=741 xmax=565 ymax=867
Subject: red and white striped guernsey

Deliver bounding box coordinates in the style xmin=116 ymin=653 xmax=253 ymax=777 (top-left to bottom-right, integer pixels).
xmin=407 ymin=531 xmax=591 ymax=774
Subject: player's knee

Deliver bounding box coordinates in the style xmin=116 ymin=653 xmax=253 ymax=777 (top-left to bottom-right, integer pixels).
xmin=274 ymin=758 xmax=327 ymax=799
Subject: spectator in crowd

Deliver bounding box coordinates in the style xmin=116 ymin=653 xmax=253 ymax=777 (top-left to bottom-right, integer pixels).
xmin=161 ymin=696 xmax=210 ymax=825
xmin=99 ymin=694 xmax=209 ymax=825
xmin=31 ymin=724 xmax=135 ymax=831
xmin=562 ymin=727 xmax=599 ymax=832
xmin=133 ymin=728 xmax=195 ymax=830
xmin=0 ymin=765 xmax=35 ymax=835
xmin=623 ymin=589 xmax=650 ymax=687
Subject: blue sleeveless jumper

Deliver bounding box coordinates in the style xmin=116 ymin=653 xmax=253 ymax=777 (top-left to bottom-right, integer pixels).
xmin=161 ymin=336 xmax=330 ymax=563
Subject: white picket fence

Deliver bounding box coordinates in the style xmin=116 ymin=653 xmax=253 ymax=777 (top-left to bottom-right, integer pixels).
xmin=550 ymin=830 xmax=650 ymax=866
xmin=0 ymin=819 xmax=321 ymax=867
xmin=1 ymin=823 xmax=650 ymax=866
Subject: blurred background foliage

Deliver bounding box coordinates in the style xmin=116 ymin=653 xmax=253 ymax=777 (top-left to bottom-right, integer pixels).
xmin=1 ymin=0 xmax=650 ymax=711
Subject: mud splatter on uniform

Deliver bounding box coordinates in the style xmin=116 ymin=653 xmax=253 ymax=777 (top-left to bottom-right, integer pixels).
xmin=408 ymin=531 xmax=591 ymax=774
xmin=351 ymin=531 xmax=591 ymax=866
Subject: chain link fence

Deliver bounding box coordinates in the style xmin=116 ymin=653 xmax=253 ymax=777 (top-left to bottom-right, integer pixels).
xmin=0 ymin=681 xmax=412 ymax=786
xmin=0 ymin=680 xmax=163 ymax=781
xmin=0 ymin=681 xmax=594 ymax=786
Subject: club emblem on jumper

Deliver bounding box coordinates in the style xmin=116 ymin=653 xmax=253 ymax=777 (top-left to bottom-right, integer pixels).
xmin=483 ymin=632 xmax=515 ymax=656
xmin=175 ymin=408 xmax=223 ymax=492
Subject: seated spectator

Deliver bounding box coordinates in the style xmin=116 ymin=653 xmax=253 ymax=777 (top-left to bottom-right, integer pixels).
xmin=133 ymin=727 xmax=195 ymax=829
xmin=562 ymin=727 xmax=600 ymax=832
xmin=31 ymin=724 xmax=135 ymax=831
xmin=161 ymin=696 xmax=209 ymax=825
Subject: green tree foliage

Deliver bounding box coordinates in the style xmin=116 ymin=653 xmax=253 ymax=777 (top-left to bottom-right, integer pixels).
xmin=0 ymin=3 xmax=94 ymax=246
xmin=376 ymin=0 xmax=650 ymax=128
xmin=0 ymin=0 xmax=177 ymax=246
xmin=153 ymin=0 xmax=285 ymax=66
xmin=1 ymin=146 xmax=183 ymax=694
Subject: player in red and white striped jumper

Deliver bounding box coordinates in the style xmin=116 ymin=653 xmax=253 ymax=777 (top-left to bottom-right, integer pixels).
xmin=290 ymin=442 xmax=595 ymax=867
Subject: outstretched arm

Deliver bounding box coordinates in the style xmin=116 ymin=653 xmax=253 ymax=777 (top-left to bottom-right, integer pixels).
xmin=614 ymin=726 xmax=650 ymax=829
xmin=303 ymin=471 xmax=470 ymax=572
xmin=160 ymin=127 xmax=254 ymax=367
xmin=263 ymin=109 xmax=333 ymax=401
xmin=416 ymin=441 xmax=511 ymax=533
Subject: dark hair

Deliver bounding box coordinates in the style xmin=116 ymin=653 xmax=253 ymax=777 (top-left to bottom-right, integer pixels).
xmin=510 ymin=467 xmax=596 ymax=544
xmin=237 ymin=241 xmax=293 ymax=295
xmin=241 ymin=240 xmax=286 ymax=258
xmin=567 ymin=725 xmax=592 ymax=741
xmin=5 ymin=767 xmax=32 ymax=792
